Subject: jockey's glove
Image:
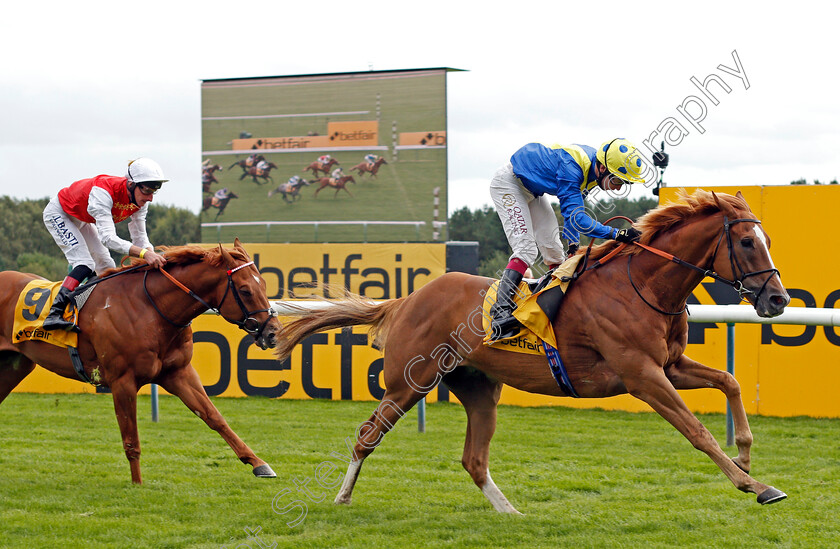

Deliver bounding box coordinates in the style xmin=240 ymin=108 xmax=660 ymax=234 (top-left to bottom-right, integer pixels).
xmin=567 ymin=243 xmax=579 ymax=256
xmin=615 ymin=227 xmax=643 ymax=243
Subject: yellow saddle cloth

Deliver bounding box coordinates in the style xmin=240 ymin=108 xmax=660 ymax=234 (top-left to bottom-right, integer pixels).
xmin=482 ymin=255 xmax=583 ymax=352
xmin=13 ymin=280 xmax=79 ymax=349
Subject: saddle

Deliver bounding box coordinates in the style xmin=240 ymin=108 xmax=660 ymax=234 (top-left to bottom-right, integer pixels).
xmin=482 ymin=255 xmax=584 ymax=397
xmin=482 ymin=255 xmax=582 ymax=351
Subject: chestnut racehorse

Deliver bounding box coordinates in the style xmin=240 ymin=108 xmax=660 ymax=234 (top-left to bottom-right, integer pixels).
xmin=313 ymin=175 xmax=356 ymax=198
xmin=303 ymin=158 xmax=339 ymax=177
xmin=276 ymin=190 xmax=791 ymax=512
xmin=0 ymin=240 xmax=281 ymax=483
xmin=351 ymin=157 xmax=388 ymax=177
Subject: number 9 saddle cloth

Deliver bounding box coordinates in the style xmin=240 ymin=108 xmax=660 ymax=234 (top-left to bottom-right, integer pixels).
xmin=13 ymin=280 xmax=79 ymax=348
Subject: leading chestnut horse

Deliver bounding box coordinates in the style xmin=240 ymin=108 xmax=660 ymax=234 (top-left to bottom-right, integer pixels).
xmin=276 ymin=190 xmax=791 ymax=512
xmin=0 ymin=240 xmax=281 ymax=484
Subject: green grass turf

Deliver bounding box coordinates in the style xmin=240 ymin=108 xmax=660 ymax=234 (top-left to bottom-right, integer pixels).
xmin=1 ymin=394 xmax=838 ymax=548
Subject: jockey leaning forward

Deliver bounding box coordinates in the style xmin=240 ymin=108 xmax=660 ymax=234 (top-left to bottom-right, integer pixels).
xmin=41 ymin=158 xmax=169 ymax=332
xmin=487 ymin=138 xmax=647 ymax=341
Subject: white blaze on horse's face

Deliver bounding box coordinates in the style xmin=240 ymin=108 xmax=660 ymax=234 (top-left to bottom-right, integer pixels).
xmin=253 ymin=274 xmax=261 ymax=285
xmin=753 ymin=225 xmax=778 ymax=272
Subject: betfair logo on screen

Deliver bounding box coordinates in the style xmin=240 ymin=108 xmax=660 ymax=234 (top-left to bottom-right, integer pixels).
xmin=398 ymin=131 xmax=447 ymax=146
xmin=326 ymin=121 xmax=379 ymax=146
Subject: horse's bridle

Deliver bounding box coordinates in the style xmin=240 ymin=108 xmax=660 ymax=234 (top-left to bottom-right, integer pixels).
xmin=145 ymin=260 xmax=277 ymax=339
xmin=626 ymin=216 xmax=781 ymax=316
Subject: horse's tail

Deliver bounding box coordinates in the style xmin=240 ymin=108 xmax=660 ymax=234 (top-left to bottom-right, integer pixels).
xmin=275 ymin=295 xmax=407 ymax=361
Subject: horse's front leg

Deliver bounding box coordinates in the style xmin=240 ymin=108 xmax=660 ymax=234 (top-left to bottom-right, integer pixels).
xmin=664 ymin=353 xmax=753 ymax=473
xmin=623 ymin=359 xmax=786 ymax=504
xmin=110 ymin=375 xmax=143 ymax=483
xmin=157 ymin=364 xmax=275 ymax=478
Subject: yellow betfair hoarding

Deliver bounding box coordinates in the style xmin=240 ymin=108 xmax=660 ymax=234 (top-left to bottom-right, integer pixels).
xmin=246 ymin=242 xmax=446 ymax=300
xmin=188 ymin=316 xmax=454 ymax=402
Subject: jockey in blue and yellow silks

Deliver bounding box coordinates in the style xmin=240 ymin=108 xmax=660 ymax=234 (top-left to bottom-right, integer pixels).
xmin=488 ymin=138 xmax=647 ymax=341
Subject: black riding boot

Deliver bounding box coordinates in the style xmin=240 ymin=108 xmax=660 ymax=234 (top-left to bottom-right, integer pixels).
xmin=489 ymin=268 xmax=524 ymax=341
xmin=41 ymin=287 xmax=78 ymax=332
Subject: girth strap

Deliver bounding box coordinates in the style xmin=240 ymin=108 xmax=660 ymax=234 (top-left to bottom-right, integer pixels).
xmin=68 ymin=346 xmax=99 ymax=386
xmin=542 ymin=341 xmax=579 ymax=398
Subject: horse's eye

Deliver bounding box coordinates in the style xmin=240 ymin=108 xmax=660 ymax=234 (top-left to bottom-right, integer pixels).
xmin=239 ymin=287 xmax=253 ymax=297
xmin=740 ymin=237 xmax=754 ymax=249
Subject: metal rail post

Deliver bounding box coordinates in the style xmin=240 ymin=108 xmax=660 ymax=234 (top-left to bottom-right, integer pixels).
xmin=418 ymin=397 xmax=426 ymax=433
xmin=726 ymin=323 xmax=734 ymax=446
xmin=151 ymin=383 xmax=159 ymax=423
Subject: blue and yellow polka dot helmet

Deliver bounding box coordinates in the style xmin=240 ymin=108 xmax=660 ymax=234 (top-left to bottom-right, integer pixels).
xmin=596 ymin=138 xmax=646 ymax=184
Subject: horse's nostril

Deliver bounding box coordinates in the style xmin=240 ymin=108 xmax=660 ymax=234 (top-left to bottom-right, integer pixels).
xmin=770 ymin=294 xmax=789 ymax=308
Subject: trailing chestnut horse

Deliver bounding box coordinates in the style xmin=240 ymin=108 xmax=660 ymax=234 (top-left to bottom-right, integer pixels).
xmin=303 ymin=158 xmax=339 ymax=177
xmin=0 ymin=240 xmax=281 ymax=483
xmin=276 ymin=190 xmax=791 ymax=512
xmin=313 ymin=175 xmax=356 ymax=198
xmin=351 ymin=157 xmax=388 ymax=177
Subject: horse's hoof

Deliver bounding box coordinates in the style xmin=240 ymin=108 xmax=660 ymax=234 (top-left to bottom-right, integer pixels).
xmin=757 ymin=487 xmax=787 ymax=505
xmin=732 ymin=458 xmax=750 ymax=474
xmin=253 ymin=464 xmax=276 ymax=478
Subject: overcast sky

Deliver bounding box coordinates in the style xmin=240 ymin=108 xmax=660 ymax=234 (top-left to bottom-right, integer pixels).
xmin=1 ymin=1 xmax=837 ymax=217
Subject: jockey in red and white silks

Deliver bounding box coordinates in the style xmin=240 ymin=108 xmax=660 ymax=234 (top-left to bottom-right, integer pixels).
xmin=41 ymin=158 xmax=169 ymax=331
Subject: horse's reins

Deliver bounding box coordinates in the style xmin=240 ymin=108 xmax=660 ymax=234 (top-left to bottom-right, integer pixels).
xmin=145 ymin=260 xmax=277 ymax=340
xmin=572 ymin=216 xmax=781 ymax=316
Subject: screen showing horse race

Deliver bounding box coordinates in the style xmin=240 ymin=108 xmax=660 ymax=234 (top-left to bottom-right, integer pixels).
xmin=200 ymin=68 xmax=455 ymax=243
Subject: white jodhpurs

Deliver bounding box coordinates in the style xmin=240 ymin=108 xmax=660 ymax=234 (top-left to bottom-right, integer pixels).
xmin=489 ymin=163 xmax=566 ymax=268
xmin=43 ymin=196 xmax=116 ymax=274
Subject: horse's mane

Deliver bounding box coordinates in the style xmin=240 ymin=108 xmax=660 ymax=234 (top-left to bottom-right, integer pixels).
xmin=586 ymin=189 xmax=749 ymax=261
xmin=99 ymin=244 xmax=249 ymax=277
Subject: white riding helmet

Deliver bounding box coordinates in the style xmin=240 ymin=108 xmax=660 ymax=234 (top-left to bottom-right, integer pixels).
xmin=126 ymin=158 xmax=169 ymax=186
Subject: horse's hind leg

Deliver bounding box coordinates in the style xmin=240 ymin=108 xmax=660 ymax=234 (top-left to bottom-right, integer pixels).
xmin=157 ymin=364 xmax=275 ymax=479
xmin=665 ymin=354 xmax=753 ymax=473
xmin=0 ymin=352 xmax=36 ymax=404
xmin=443 ymin=367 xmax=520 ymax=513
xmin=334 ymin=356 xmax=443 ymax=505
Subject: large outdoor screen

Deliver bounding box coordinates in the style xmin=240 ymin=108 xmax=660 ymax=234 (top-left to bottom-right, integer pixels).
xmin=200 ymin=68 xmax=454 ymax=243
